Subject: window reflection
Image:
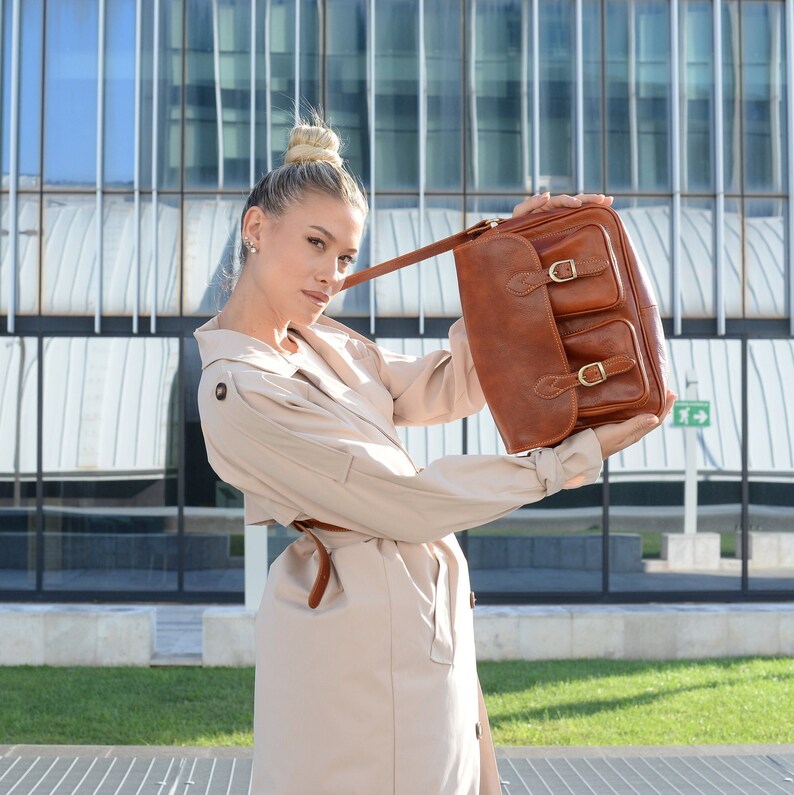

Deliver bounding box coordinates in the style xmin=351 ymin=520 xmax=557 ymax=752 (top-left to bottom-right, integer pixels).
xmin=0 ymin=337 xmax=38 ymax=591
xmin=41 ymin=336 xmax=179 ymax=592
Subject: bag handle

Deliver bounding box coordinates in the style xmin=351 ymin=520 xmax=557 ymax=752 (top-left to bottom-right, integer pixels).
xmin=338 ymin=217 xmax=505 ymax=291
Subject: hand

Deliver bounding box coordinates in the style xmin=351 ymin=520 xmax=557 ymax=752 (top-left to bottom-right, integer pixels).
xmin=512 ymin=192 xmax=614 ymax=218
xmin=593 ymin=389 xmax=677 ymax=460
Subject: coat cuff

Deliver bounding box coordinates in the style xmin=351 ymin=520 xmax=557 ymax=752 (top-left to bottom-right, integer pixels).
xmin=530 ymin=428 xmax=603 ymax=495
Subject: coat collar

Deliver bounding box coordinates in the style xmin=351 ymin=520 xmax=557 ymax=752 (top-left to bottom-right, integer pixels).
xmin=193 ymin=313 xmax=351 ymax=376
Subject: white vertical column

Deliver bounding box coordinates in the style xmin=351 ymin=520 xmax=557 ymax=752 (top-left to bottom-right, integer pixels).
xmin=418 ymin=0 xmax=426 ymax=335
xmin=771 ymin=5 xmax=783 ymax=194
xmin=151 ymin=0 xmax=160 ymax=333
xmin=671 ymin=0 xmax=682 ymax=335
xmin=95 ymin=0 xmax=106 ymax=334
xmin=787 ymin=0 xmax=794 ymax=335
xmin=468 ymin=0 xmax=479 ymax=194
xmin=367 ymin=0 xmax=377 ymax=335
xmin=212 ymin=0 xmax=225 ymax=188
xmin=532 ymin=0 xmax=540 ymax=192
xmin=249 ymin=0 xmax=256 ymax=187
xmin=574 ymin=0 xmax=584 ymax=193
xmin=265 ymin=0 xmax=272 ymax=171
xmin=628 ymin=0 xmax=638 ymax=194
xmin=714 ymin=0 xmax=726 ymax=335
xmin=7 ymin=0 xmax=21 ymax=333
xmin=133 ymin=0 xmax=142 ymax=334
xmin=294 ymin=0 xmax=300 ymax=122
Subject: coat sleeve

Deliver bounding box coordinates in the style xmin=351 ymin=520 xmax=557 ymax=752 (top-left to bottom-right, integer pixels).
xmin=199 ymin=365 xmax=604 ymax=545
xmin=354 ymin=316 xmax=487 ymax=427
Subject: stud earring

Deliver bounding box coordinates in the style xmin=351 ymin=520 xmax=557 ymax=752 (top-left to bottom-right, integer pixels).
xmin=243 ymin=237 xmax=258 ymax=254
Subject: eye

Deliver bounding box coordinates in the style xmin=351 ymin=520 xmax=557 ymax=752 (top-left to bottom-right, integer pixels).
xmin=308 ymin=236 xmax=325 ymax=250
xmin=339 ymin=254 xmax=356 ymax=268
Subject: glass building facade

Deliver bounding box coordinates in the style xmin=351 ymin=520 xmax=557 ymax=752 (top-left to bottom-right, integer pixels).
xmin=1 ymin=0 xmax=792 ymax=603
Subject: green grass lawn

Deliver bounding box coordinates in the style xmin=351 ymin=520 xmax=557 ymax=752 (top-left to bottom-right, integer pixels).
xmin=2 ymin=658 xmax=793 ymax=747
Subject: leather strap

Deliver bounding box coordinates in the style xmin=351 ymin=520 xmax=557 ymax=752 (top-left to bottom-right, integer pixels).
xmin=339 ymin=217 xmax=505 ymax=291
xmin=291 ymin=518 xmax=351 ymax=609
xmin=534 ymin=354 xmax=637 ymax=398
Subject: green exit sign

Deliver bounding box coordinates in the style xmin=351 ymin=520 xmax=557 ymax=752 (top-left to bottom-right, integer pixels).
xmin=673 ymin=400 xmax=711 ymax=427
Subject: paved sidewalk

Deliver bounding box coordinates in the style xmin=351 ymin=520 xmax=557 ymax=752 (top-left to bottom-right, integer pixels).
xmin=2 ymin=744 xmax=793 ymax=794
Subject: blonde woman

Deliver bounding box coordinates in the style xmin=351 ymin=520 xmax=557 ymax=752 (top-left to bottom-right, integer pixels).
xmin=193 ymin=115 xmax=674 ymax=795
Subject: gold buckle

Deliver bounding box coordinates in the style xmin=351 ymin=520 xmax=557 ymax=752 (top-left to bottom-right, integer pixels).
xmin=578 ymin=361 xmax=607 ymax=387
xmin=466 ymin=218 xmax=503 ymax=236
xmin=548 ymin=259 xmax=578 ymax=283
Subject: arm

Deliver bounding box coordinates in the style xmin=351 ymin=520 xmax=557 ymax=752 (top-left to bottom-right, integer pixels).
xmin=199 ymin=365 xmax=603 ymax=544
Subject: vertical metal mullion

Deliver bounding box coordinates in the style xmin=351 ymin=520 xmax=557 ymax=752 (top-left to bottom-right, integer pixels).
xmin=575 ymin=0 xmax=584 ymax=193
xmin=468 ymin=0 xmax=479 ymax=195
xmin=294 ymin=0 xmax=300 ymax=122
xmin=151 ymin=0 xmax=160 ymax=333
xmin=250 ymin=0 xmax=256 ymax=187
xmin=265 ymin=0 xmax=272 ymax=172
xmin=740 ymin=337 xmax=749 ymax=591
xmin=786 ymin=0 xmax=794 ymax=335
xmin=133 ymin=0 xmax=142 ymax=334
xmin=628 ymin=0 xmax=637 ymax=195
xmin=367 ymin=0 xmax=376 ymax=335
xmin=715 ymin=0 xmax=726 ymax=336
xmin=211 ymin=0 xmax=224 ymax=189
xmin=7 ymin=0 xmax=21 ymax=334
xmin=418 ymin=0 xmax=426 ymax=335
xmin=671 ymin=0 xmax=682 ymax=336
xmin=95 ymin=0 xmax=106 ymax=335
xmin=520 ymin=0 xmax=530 ymax=192
xmin=602 ymin=459 xmax=610 ymax=594
xmin=531 ymin=0 xmax=540 ymax=192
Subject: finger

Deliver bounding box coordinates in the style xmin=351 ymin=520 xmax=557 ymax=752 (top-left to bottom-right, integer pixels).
xmin=512 ymin=192 xmax=551 ymax=217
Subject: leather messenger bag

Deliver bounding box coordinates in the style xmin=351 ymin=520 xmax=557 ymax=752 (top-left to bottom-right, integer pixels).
xmin=339 ymin=204 xmax=670 ymax=455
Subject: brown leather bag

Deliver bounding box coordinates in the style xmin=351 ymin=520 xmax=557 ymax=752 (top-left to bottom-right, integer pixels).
xmin=341 ymin=204 xmax=669 ymax=454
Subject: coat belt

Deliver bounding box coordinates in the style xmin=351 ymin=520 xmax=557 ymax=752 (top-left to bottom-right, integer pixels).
xmin=291 ymin=518 xmax=351 ymax=609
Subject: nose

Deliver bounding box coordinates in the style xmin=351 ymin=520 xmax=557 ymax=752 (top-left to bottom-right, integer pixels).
xmin=316 ymin=256 xmax=346 ymax=288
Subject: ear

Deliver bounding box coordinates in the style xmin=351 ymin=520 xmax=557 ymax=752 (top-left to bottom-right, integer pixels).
xmin=241 ymin=205 xmax=271 ymax=246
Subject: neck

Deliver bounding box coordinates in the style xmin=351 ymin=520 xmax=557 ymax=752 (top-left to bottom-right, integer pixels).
xmin=219 ymin=280 xmax=297 ymax=353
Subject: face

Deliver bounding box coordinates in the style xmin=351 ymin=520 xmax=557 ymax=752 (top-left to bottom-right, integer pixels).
xmin=242 ymin=191 xmax=365 ymax=328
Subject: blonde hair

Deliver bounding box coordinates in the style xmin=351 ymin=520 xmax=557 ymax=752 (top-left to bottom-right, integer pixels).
xmin=218 ymin=112 xmax=368 ymax=298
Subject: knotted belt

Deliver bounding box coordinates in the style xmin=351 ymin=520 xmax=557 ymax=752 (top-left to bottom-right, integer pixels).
xmin=290 ymin=518 xmax=351 ymax=609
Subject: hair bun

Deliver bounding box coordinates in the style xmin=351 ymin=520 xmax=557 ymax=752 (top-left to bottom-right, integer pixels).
xmin=284 ymin=122 xmax=344 ymax=168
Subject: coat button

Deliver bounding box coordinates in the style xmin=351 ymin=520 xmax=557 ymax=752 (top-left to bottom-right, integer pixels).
xmin=475 ymin=721 xmax=483 ymax=740
xmin=470 ymin=590 xmax=476 ymax=609
xmin=215 ymin=382 xmax=227 ymax=400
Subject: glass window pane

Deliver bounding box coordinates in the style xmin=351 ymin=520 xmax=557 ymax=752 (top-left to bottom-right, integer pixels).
xmin=468 ymin=0 xmax=523 ymax=192
xmin=43 ymin=194 xmax=97 ymax=316
xmin=682 ymin=0 xmax=714 ymax=192
xmin=326 ymin=0 xmax=368 ymax=186
xmin=1 ymin=193 xmax=41 ymax=316
xmin=540 ymin=0 xmax=575 ymax=193
xmin=3 ymin=0 xmax=45 ymax=185
xmin=742 ymin=0 xmax=787 ymax=194
xmin=183 ymin=194 xmax=240 ymax=316
xmin=613 ymin=197 xmax=672 ymax=317
xmin=375 ymin=0 xmax=419 ymax=190
xmin=681 ymin=197 xmax=715 ymax=317
xmin=745 ymin=197 xmax=786 ymax=318
xmin=0 ymin=337 xmax=38 ymax=592
xmin=426 ymin=0 xmax=462 ymax=191
xmin=44 ymin=0 xmax=98 ymax=187
xmin=103 ymin=0 xmax=137 ymax=187
xmin=606 ymin=0 xmax=671 ymax=193
xmin=611 ymin=339 xmax=742 ymax=593
xmin=42 ymin=336 xmax=180 ymax=593
xmin=748 ymin=339 xmax=794 ymax=591
xmin=185 ymin=0 xmax=252 ymax=189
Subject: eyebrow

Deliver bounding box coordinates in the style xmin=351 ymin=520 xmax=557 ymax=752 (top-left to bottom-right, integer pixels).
xmin=309 ymin=224 xmax=358 ymax=253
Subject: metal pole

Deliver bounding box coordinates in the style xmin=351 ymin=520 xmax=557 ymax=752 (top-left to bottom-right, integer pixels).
xmin=683 ymin=369 xmax=698 ymax=534
xmin=212 ymin=0 xmax=224 ymax=189
xmin=671 ymin=0 xmax=682 ymax=335
xmin=95 ymin=0 xmax=106 ymax=334
xmin=575 ymin=0 xmax=584 ymax=193
xmin=250 ymin=0 xmax=256 ymax=187
xmin=7 ymin=0 xmax=21 ymax=334
xmin=133 ymin=0 xmax=142 ymax=334
xmin=418 ymin=0 xmax=426 ymax=335
xmin=367 ymin=0 xmax=376 ymax=335
xmin=715 ymin=0 xmax=726 ymax=335
xmin=786 ymin=0 xmax=794 ymax=335
xmin=151 ymin=0 xmax=160 ymax=333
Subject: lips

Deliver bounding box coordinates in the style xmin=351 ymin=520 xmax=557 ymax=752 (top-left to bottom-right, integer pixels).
xmin=302 ymin=290 xmax=330 ymax=306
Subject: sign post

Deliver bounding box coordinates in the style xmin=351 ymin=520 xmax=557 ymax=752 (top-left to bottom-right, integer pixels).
xmin=675 ymin=375 xmax=711 ymax=535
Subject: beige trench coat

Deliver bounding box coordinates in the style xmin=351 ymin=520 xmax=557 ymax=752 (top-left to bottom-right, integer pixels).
xmin=194 ymin=312 xmax=603 ymax=795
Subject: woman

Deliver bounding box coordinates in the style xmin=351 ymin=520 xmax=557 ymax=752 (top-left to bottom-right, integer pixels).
xmin=193 ymin=116 xmax=674 ymax=795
